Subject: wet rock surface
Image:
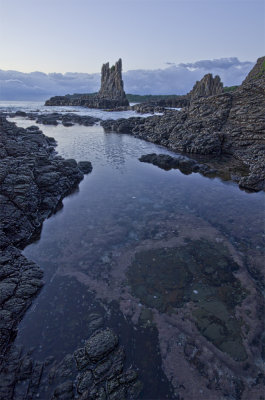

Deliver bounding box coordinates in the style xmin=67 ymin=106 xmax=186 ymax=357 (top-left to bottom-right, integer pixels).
xmin=1 ymin=312 xmax=142 ymax=400
xmin=1 ymin=59 xmax=264 ymax=399
xmin=0 ymin=116 xmax=89 ymax=250
xmin=53 ymin=209 xmax=264 ymax=400
xmin=139 ymin=153 xmax=216 ymax=177
xmin=9 ymin=112 xmax=101 ymax=127
xmin=101 ymin=57 xmax=265 ymax=191
xmin=0 ymin=116 xmax=97 ymax=399
xmin=84 ymin=329 xmax=118 ymax=362
xmin=131 ymin=95 xmax=189 ymax=113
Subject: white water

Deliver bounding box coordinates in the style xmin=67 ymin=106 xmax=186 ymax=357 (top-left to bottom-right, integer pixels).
xmin=0 ymin=100 xmax=153 ymax=120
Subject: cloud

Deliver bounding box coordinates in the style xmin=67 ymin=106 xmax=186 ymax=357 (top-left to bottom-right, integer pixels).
xmin=0 ymin=57 xmax=255 ymax=100
xmin=0 ymin=69 xmax=100 ymax=100
xmin=123 ymin=58 xmax=254 ymax=95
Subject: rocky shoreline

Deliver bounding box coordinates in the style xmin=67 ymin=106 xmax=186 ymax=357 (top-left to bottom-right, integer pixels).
xmin=22 ymin=57 xmax=265 ymax=192
xmin=0 ymin=115 xmax=87 ymax=354
xmin=101 ymin=57 xmax=265 ymax=192
xmin=0 ymin=116 xmax=141 ymax=399
xmin=1 ymin=56 xmax=264 ymax=399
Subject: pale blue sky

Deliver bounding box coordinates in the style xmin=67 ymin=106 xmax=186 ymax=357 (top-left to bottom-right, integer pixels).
xmin=0 ymin=0 xmax=264 ymax=73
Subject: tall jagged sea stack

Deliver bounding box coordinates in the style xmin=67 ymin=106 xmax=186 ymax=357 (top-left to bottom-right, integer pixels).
xmin=97 ymin=58 xmax=129 ymax=107
xmin=45 ymin=59 xmax=129 ymax=109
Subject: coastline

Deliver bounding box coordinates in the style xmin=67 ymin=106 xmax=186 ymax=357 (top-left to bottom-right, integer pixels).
xmin=0 ymin=116 xmax=143 ymax=400
xmin=0 ymin=115 xmax=88 ymax=353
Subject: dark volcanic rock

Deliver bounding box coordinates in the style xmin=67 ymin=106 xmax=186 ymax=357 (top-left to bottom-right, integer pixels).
xmin=0 ymin=115 xmax=92 ymax=356
xmin=45 ymin=59 xmax=129 ymax=110
xmin=35 ymin=113 xmax=101 ymax=127
xmin=132 ymin=103 xmax=165 ymax=114
xmin=189 ymin=73 xmax=224 ymax=101
xmin=78 ymin=161 xmax=93 ymax=174
xmin=85 ymin=329 xmax=118 ymax=362
xmin=96 ymin=58 xmax=129 ymax=108
xmin=139 ymin=153 xmax=215 ymax=176
xmin=102 ymin=57 xmax=265 ymax=191
xmin=129 ymin=74 xmax=223 ymax=114
xmin=0 ymin=117 xmax=141 ymax=400
xmin=0 ymin=312 xmax=142 ymax=400
xmin=101 ymin=117 xmax=142 ymax=134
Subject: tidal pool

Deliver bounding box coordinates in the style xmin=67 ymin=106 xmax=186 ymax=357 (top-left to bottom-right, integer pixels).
xmin=12 ymin=117 xmax=265 ymax=399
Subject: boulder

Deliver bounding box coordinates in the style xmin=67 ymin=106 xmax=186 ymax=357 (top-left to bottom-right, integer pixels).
xmin=85 ymin=329 xmax=118 ymax=362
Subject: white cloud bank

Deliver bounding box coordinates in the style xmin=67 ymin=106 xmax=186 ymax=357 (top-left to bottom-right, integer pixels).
xmin=0 ymin=58 xmax=254 ymax=100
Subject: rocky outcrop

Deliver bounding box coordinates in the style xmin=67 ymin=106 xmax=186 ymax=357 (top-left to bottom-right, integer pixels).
xmin=131 ymin=95 xmax=189 ymax=114
xmin=0 ymin=116 xmax=91 ymax=356
xmin=128 ymin=74 xmax=223 ymax=114
xmin=0 ymin=314 xmax=142 ymax=400
xmin=101 ymin=57 xmax=265 ymax=191
xmin=189 ymin=73 xmax=223 ymax=101
xmin=0 ymin=116 xmax=142 ymax=399
xmin=189 ymin=73 xmax=224 ymax=101
xmin=139 ymin=153 xmax=216 ymax=176
xmin=9 ymin=112 xmax=101 ymax=127
xmin=45 ymin=59 xmax=129 ymax=109
xmin=96 ymin=58 xmax=129 ymax=108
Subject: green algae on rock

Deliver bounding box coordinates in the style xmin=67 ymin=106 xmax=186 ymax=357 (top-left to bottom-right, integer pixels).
xmin=127 ymin=239 xmax=248 ymax=361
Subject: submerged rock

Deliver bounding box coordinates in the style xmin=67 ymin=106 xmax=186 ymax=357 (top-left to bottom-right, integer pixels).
xmin=127 ymin=239 xmax=248 ymax=361
xmin=78 ymin=161 xmax=93 ymax=174
xmin=85 ymin=329 xmax=118 ymax=362
xmin=1 ymin=313 xmax=142 ymax=400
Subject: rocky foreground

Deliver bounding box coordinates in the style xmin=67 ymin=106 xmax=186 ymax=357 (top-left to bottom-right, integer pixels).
xmin=101 ymin=57 xmax=265 ymax=192
xmin=0 ymin=116 xmax=141 ymax=399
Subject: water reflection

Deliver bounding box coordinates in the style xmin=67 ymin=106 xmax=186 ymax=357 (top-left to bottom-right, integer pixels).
xmin=12 ymin=119 xmax=265 ymax=399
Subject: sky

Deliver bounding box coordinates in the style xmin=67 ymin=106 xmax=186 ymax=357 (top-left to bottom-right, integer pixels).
xmin=0 ymin=0 xmax=264 ymax=98
xmin=0 ymin=0 xmax=264 ymax=73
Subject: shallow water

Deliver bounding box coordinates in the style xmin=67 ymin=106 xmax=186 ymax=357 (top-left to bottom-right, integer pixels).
xmin=0 ymin=100 xmax=152 ymax=119
xmin=7 ymin=113 xmax=265 ymax=398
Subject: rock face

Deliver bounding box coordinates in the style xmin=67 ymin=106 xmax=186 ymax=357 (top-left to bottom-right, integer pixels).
xmin=189 ymin=73 xmax=224 ymax=101
xmin=45 ymin=59 xmax=129 ymax=109
xmin=96 ymin=58 xmax=129 ymax=107
xmin=101 ymin=57 xmax=265 ymax=191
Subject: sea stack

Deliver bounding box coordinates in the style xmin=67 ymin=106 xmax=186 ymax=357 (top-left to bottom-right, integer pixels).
xmin=45 ymin=58 xmax=129 ymax=109
xmin=97 ymin=58 xmax=129 ymax=107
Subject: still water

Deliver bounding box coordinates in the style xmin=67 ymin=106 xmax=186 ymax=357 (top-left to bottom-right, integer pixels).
xmin=8 ymin=112 xmax=265 ymax=398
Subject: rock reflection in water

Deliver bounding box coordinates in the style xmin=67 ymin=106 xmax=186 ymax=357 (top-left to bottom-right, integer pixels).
xmin=14 ymin=120 xmax=265 ymax=399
